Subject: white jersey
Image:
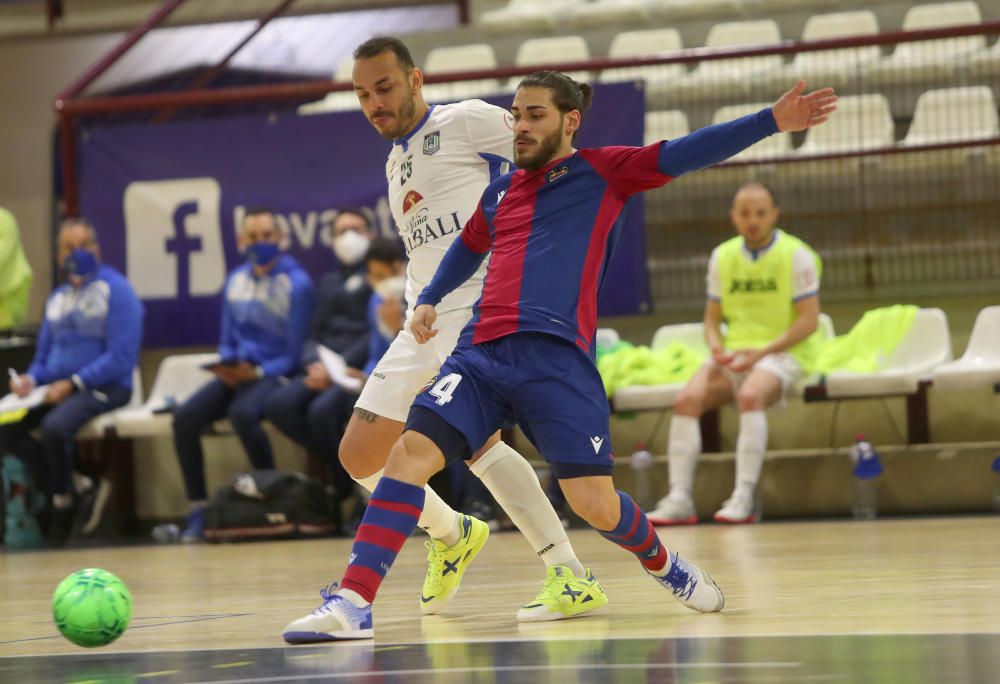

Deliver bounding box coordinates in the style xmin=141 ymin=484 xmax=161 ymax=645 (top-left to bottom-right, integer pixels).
xmin=385 ymin=99 xmax=514 ymax=316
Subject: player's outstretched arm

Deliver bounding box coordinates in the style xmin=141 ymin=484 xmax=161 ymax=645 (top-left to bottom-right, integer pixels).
xmin=656 ymin=81 xmax=836 ymax=179
xmin=771 ymin=80 xmax=838 ymax=132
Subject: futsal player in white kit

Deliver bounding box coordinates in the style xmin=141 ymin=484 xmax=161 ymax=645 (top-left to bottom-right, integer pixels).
xmin=330 ymin=36 xmax=606 ymax=622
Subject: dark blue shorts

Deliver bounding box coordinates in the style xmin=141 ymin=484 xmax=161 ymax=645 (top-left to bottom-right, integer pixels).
xmin=406 ymin=333 xmax=613 ymax=478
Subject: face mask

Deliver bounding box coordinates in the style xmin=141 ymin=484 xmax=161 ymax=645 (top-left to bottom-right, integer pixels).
xmin=374 ymin=274 xmax=406 ymax=302
xmin=64 ymin=248 xmax=98 ymax=279
xmin=333 ymin=230 xmax=371 ymax=267
xmin=247 ymin=241 xmax=280 ymax=266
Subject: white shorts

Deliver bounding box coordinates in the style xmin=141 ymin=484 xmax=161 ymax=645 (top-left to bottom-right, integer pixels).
xmin=354 ymin=309 xmax=473 ymax=423
xmin=709 ymin=351 xmax=804 ymax=398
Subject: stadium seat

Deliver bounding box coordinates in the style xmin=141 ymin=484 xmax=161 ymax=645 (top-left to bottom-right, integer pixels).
xmin=869 ymin=1 xmax=986 ymax=86
xmin=571 ymin=0 xmax=648 ymax=29
xmin=298 ymin=57 xmax=358 ymax=115
xmin=422 ymin=44 xmax=501 ymax=103
xmin=777 ymin=11 xmax=881 ymax=90
xmin=967 ymin=36 xmax=1000 ymax=76
xmin=755 ymin=0 xmax=837 ymax=11
xmin=113 ymin=354 xmax=219 ymax=438
xmin=508 ymin=36 xmax=591 ymax=90
xmin=644 ymin=110 xmax=690 ymax=145
xmin=886 ymin=86 xmax=1000 ymax=171
xmin=713 ymin=102 xmax=791 ymax=161
xmin=611 ymin=322 xmax=708 ymax=412
xmin=77 ymin=368 xmax=144 ymax=439
xmin=480 ymin=0 xmax=583 ymax=33
xmin=823 ymin=308 xmax=953 ymax=397
xmin=596 ymin=328 xmax=621 ymax=349
xmin=670 ymin=20 xmax=784 ymax=102
xmin=599 ymin=28 xmax=686 ymax=101
xmin=795 ymin=93 xmax=894 ymax=155
xmin=932 ymin=306 xmax=1000 ymax=390
xmin=643 ymin=0 xmax=743 ymax=22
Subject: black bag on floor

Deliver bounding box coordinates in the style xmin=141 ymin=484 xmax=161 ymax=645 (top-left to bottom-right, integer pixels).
xmin=203 ymin=470 xmax=336 ymax=542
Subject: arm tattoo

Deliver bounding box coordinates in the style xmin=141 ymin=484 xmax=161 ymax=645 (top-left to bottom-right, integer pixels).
xmin=354 ymin=408 xmax=379 ymax=424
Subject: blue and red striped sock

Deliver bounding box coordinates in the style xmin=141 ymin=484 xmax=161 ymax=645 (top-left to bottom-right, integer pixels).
xmin=598 ymin=491 xmax=670 ymax=575
xmin=340 ymin=477 xmax=425 ymax=604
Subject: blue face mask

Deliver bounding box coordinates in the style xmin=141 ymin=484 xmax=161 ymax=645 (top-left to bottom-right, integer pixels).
xmin=247 ymin=242 xmax=280 ymax=266
xmin=65 ymin=248 xmax=99 ymax=279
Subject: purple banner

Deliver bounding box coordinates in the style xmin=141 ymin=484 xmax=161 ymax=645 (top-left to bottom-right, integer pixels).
xmin=78 ymin=81 xmax=650 ymax=347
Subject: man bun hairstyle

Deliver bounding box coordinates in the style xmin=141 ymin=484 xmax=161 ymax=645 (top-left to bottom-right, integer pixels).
xmin=517 ymin=70 xmax=592 ymax=141
xmin=353 ymin=36 xmax=415 ymax=71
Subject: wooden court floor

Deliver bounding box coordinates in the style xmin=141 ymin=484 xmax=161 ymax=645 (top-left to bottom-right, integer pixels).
xmin=1 ymin=516 xmax=998 ymax=683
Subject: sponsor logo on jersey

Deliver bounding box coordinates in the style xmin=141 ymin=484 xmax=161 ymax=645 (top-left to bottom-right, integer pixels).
xmin=496 ymin=190 xmax=506 ymax=205
xmin=401 ymin=209 xmax=463 ymax=255
xmin=403 ymin=189 xmax=424 ymax=214
xmin=423 ymin=130 xmax=441 ymax=156
xmin=728 ymin=277 xmax=779 ymax=294
xmin=547 ymin=166 xmax=569 ymax=183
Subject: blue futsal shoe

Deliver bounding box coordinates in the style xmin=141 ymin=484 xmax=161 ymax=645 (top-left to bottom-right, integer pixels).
xmin=283 ymin=583 xmax=374 ymax=643
xmin=648 ymin=551 xmax=725 ymax=613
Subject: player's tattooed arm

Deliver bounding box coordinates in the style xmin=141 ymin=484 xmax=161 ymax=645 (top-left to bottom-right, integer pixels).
xmin=355 ymin=408 xmax=379 ymax=423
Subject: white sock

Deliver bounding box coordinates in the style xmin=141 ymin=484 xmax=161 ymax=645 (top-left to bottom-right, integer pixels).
xmin=337 ymin=587 xmax=370 ymax=608
xmin=735 ymin=411 xmax=768 ymax=497
xmin=52 ymin=494 xmax=73 ymax=510
xmin=354 ymin=469 xmax=461 ymax=546
xmin=469 ymin=441 xmax=586 ymax=578
xmin=667 ymin=415 xmax=701 ymax=498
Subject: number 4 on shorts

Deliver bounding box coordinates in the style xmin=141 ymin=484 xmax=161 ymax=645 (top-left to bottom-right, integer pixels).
xmin=429 ymin=373 xmax=462 ymax=406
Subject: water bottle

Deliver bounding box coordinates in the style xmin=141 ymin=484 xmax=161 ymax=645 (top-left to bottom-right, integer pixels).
xmin=630 ymin=444 xmax=653 ymax=510
xmin=991 ymin=455 xmax=1000 ymax=513
xmin=151 ymin=523 xmax=180 ymax=544
xmin=851 ymin=434 xmax=884 ymax=521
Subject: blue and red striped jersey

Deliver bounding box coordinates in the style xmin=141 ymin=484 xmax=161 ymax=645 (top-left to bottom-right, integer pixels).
xmin=417 ymin=108 xmax=779 ymax=355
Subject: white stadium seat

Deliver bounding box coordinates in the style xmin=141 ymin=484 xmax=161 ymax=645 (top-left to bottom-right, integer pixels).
xmin=599 ymin=28 xmax=686 ymax=98
xmin=643 ymin=0 xmax=743 ymax=22
xmin=795 ymin=94 xmax=894 ymax=155
xmin=869 ymin=2 xmax=986 ymax=86
xmin=645 ymin=110 xmax=690 ymax=145
xmin=967 ymin=36 xmax=1000 ymax=77
xmin=572 ymin=0 xmax=648 ymax=29
xmin=596 ymin=328 xmax=621 ymax=349
xmin=422 ymin=44 xmax=500 ymax=103
xmin=480 ymin=0 xmax=583 ymax=34
xmin=779 ymin=11 xmax=881 ymax=90
xmin=298 ymin=57 xmax=359 ymax=115
xmin=932 ymin=306 xmax=1000 ymax=390
xmin=508 ymin=36 xmax=591 ymax=90
xmin=114 ymin=354 xmax=220 ymax=438
xmin=824 ymin=308 xmax=953 ymax=397
xmin=671 ymin=20 xmax=784 ymax=101
xmin=611 ymin=322 xmax=708 ymax=412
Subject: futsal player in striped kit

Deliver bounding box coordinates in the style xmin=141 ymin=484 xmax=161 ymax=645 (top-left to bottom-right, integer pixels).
xmin=283 ymin=70 xmax=837 ymax=641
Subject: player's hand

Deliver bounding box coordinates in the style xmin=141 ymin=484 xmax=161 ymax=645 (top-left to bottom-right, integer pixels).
xmin=772 ymin=80 xmax=837 ymax=132
xmin=10 ymin=374 xmax=34 ymax=398
xmin=411 ymin=304 xmax=439 ymax=344
xmin=45 ymin=379 xmax=74 ymax=405
xmin=728 ymin=349 xmax=764 ymax=373
xmin=711 ymin=346 xmax=735 ymax=367
xmin=304 ymin=362 xmax=332 ymax=391
xmin=229 ymin=361 xmax=259 ymax=385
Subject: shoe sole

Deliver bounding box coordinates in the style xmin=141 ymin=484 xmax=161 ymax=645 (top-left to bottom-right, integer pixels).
xmin=712 ymin=513 xmax=757 ymax=524
xmin=517 ymin=599 xmax=608 ymax=622
xmin=80 ymin=478 xmax=112 ymax=536
xmin=649 ymin=514 xmax=698 ymax=527
xmin=420 ymin=521 xmax=490 ymax=616
xmin=283 ymin=629 xmax=373 ymax=643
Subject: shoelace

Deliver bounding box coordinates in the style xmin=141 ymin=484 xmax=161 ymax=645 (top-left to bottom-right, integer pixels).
xmin=664 ymin=558 xmax=698 ymax=601
xmin=424 ymin=541 xmax=445 ymax=591
xmin=312 ymin=582 xmax=342 ymax=615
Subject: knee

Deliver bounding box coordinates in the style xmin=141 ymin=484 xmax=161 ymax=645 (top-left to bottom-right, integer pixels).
xmin=564 ymin=489 xmax=621 ymax=531
xmin=673 ymin=389 xmax=703 ymax=417
xmin=39 ymin=413 xmax=74 ymax=442
xmin=227 ymin=404 xmax=262 ymax=433
xmin=736 ymin=386 xmax=765 ymax=412
xmin=262 ymin=391 xmax=290 ymax=425
xmin=172 ymin=401 xmax=203 ymax=433
xmin=384 ymin=431 xmax=444 ymax=484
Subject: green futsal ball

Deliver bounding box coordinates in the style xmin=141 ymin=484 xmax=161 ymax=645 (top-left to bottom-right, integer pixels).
xmin=52 ymin=568 xmax=132 ymax=647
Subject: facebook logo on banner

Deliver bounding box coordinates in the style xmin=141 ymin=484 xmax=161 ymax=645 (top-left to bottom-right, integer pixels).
xmin=123 ymin=178 xmax=227 ymax=300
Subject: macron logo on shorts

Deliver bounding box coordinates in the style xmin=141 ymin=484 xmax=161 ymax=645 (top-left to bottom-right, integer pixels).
xmin=590 ymin=436 xmax=604 ymax=454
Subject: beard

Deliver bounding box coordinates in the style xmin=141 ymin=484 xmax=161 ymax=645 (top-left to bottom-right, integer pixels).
xmin=373 ymin=88 xmax=418 ymax=140
xmin=514 ymin=124 xmax=565 ymax=171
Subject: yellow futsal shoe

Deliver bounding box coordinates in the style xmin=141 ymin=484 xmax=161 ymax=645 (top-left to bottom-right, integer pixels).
xmin=420 ymin=514 xmax=490 ymax=615
xmin=517 ymin=566 xmax=609 ymax=622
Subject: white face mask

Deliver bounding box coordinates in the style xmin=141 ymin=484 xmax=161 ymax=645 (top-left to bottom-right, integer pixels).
xmin=373 ymin=274 xmax=406 ymax=302
xmin=333 ymin=230 xmax=371 ymax=267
